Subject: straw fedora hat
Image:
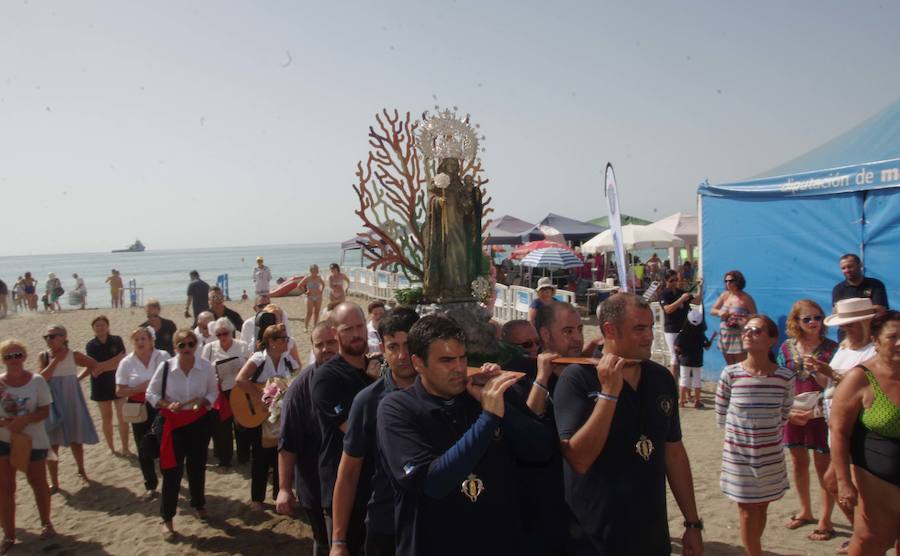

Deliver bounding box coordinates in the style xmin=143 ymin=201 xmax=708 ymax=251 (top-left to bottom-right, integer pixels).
xmin=824 ymin=297 xmax=877 ymax=326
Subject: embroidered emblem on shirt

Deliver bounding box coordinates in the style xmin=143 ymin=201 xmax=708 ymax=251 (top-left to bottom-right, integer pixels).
xmin=658 ymin=395 xmax=674 ymax=417
xmin=461 ymin=473 xmax=484 ymax=502
xmin=635 ymin=435 xmax=654 ymax=461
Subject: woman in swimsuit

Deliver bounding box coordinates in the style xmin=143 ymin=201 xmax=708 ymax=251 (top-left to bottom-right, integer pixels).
xmin=297 ymin=265 xmax=326 ymax=331
xmin=711 ymin=270 xmax=757 ymax=365
xmin=830 ymin=310 xmax=900 ymax=555
xmin=327 ymin=263 xmax=350 ymax=305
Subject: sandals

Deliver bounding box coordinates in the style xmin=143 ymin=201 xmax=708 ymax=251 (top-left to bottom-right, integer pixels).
xmin=808 ymin=528 xmax=836 ymax=541
xmin=786 ymin=514 xmax=816 ymax=529
xmin=836 ymin=539 xmax=850 ymax=554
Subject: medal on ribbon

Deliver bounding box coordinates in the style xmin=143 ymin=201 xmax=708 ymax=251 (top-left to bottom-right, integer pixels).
xmin=461 ymin=473 xmax=484 ymax=502
xmin=635 ymin=434 xmax=654 ymax=461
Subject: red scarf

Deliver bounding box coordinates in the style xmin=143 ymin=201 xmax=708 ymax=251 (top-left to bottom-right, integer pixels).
xmin=212 ymin=385 xmax=233 ymax=421
xmin=128 ymin=392 xmax=146 ymax=403
xmin=159 ymin=407 xmax=208 ymax=470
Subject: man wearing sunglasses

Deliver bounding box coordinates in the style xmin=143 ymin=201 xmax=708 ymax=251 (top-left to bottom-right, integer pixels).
xmin=208 ymin=286 xmax=243 ymax=335
xmin=500 ymin=319 xmax=540 ymax=358
xmin=140 ymin=299 xmax=178 ymax=355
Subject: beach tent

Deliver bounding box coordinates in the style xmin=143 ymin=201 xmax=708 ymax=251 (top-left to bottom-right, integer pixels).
xmin=528 ymin=213 xmax=607 ymax=243
xmin=583 ymin=224 xmax=684 ymax=252
xmin=651 ymin=212 xmax=699 ymax=264
xmin=483 ymin=214 xmax=537 ymax=245
xmin=698 ymin=98 xmax=900 ymax=378
xmin=588 ymin=214 xmax=652 ymax=227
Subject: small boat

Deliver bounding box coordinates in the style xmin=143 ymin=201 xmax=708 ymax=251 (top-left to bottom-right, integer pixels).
xmin=112 ymin=239 xmax=145 ymax=253
xmin=270 ymin=275 xmax=305 ymax=297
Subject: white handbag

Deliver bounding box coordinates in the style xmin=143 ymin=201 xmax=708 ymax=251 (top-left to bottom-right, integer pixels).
xmin=122 ymin=402 xmax=148 ymax=424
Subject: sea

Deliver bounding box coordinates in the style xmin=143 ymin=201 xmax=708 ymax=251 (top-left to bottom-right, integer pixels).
xmin=0 ymin=242 xmax=347 ymax=306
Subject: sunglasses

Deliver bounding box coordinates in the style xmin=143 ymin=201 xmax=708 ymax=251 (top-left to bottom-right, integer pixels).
xmin=2 ymin=352 xmax=24 ymax=361
xmin=741 ymin=325 xmax=765 ymax=337
xmin=210 ymin=296 xmax=225 ymax=302
xmin=801 ymin=315 xmax=824 ymax=324
xmin=514 ymin=340 xmax=538 ymax=350
xmin=724 ymin=279 xmax=736 ymax=283
xmin=43 ymin=334 xmax=61 ymax=340
xmin=176 ymin=341 xmax=197 ymax=349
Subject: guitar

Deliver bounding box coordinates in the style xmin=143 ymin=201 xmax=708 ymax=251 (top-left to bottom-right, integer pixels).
xmin=229 ymin=384 xmax=268 ymax=428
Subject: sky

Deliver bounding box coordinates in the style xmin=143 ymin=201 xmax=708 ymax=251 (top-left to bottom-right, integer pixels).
xmin=2 ymin=1 xmax=899 ymax=256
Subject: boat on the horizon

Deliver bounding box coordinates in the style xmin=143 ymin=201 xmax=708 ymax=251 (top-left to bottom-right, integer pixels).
xmin=112 ymin=239 xmax=146 ymax=253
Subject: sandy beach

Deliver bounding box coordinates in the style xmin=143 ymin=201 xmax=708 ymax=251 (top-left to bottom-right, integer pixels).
xmin=0 ymin=296 xmax=850 ymax=555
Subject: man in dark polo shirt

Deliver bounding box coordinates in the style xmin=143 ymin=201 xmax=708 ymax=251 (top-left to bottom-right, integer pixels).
xmin=508 ymin=301 xmax=586 ymax=555
xmin=277 ymin=320 xmax=339 ymax=556
xmin=377 ymin=315 xmax=554 ymax=556
xmin=832 ymin=253 xmax=889 ymax=311
xmin=331 ymin=307 xmax=420 ymax=556
xmin=208 ymin=286 xmax=243 ymax=333
xmin=555 ymin=293 xmax=703 ymax=556
xmin=310 ymin=302 xmax=376 ymax=551
xmin=139 ymin=298 xmax=177 ymax=355
xmin=184 ymin=270 xmax=210 ymax=325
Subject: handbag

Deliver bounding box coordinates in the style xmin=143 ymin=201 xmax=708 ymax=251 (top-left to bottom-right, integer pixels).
xmin=143 ymin=361 xmax=169 ymax=459
xmin=122 ymin=402 xmax=148 ymax=424
xmin=10 ymin=432 xmax=32 ymax=473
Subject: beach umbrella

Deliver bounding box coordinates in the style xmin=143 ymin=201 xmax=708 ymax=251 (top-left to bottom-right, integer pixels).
xmin=650 ymin=212 xmax=698 ymax=245
xmin=519 ymin=248 xmax=585 ymax=270
xmin=510 ymin=240 xmax=576 ymax=260
xmin=583 ymin=224 xmax=685 ymax=253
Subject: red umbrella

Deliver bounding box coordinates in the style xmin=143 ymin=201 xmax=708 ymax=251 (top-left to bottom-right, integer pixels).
xmin=510 ymin=240 xmax=579 ymax=261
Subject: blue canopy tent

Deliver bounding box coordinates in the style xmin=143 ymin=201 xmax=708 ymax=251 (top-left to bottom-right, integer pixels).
xmin=698 ymin=99 xmax=900 ymax=379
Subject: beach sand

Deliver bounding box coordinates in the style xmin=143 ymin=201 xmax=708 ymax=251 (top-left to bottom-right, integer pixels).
xmin=0 ymin=296 xmax=850 ymax=555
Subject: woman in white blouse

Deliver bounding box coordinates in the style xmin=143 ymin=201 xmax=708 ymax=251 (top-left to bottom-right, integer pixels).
xmin=200 ymin=317 xmax=249 ymax=468
xmin=146 ymin=329 xmax=217 ymax=538
xmin=235 ymin=323 xmax=298 ymax=510
xmin=115 ymin=327 xmax=169 ymax=498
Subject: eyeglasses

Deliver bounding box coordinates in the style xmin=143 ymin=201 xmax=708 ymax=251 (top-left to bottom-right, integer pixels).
xmin=724 ymin=279 xmax=736 ymax=283
xmin=176 ymin=341 xmax=197 ymax=349
xmin=741 ymin=326 xmax=764 ymax=337
xmin=801 ymin=315 xmax=824 ymax=324
xmin=215 ymin=332 xmax=231 ymax=338
xmin=2 ymin=352 xmax=24 ymax=361
xmin=43 ymin=334 xmax=60 ymax=340
xmin=514 ymin=340 xmax=538 ymax=350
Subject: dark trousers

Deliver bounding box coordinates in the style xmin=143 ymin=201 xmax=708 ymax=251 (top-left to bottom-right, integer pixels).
xmin=365 ymin=531 xmax=395 ymax=556
xmin=160 ymin=414 xmax=211 ymax=521
xmin=210 ymin=408 xmax=234 ymax=466
xmin=324 ymin=506 xmax=367 ymax=556
xmin=304 ymin=505 xmax=329 ymax=556
xmin=234 ymin=419 xmax=252 ymax=464
xmin=248 ymin=425 xmax=278 ymax=502
xmin=132 ymin=403 xmax=158 ymax=491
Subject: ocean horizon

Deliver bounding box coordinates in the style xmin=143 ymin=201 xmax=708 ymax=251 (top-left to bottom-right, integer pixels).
xmin=0 ymin=242 xmax=349 ymax=306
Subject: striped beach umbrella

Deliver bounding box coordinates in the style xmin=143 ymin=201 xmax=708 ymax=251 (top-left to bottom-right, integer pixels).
xmin=519 ymin=247 xmax=584 ymax=270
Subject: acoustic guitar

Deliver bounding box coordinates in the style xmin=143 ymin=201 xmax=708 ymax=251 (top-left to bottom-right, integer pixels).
xmin=229 ymin=384 xmax=268 ymax=428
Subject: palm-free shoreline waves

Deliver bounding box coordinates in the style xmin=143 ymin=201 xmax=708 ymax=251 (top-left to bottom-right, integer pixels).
xmin=0 ymin=242 xmax=343 ymax=307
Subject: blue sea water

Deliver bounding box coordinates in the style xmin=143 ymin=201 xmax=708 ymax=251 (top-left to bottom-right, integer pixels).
xmin=0 ymin=242 xmax=346 ymax=306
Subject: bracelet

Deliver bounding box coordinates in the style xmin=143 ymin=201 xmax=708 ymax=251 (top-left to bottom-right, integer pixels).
xmin=532 ymin=381 xmax=553 ymax=403
xmin=331 ymin=539 xmax=347 ymax=546
xmin=597 ymin=392 xmax=618 ymax=403
xmin=684 ymin=519 xmax=704 ymax=530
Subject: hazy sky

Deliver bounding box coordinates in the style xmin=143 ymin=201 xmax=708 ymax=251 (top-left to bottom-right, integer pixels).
xmin=2 ymin=1 xmax=899 ymax=256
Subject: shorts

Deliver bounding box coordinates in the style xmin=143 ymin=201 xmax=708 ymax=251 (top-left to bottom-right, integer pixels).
xmin=784 ymin=417 xmax=829 ymax=453
xmin=0 ymin=440 xmax=49 ymax=461
xmin=680 ymin=366 xmax=702 ymax=389
xmin=664 ymin=332 xmax=679 ymax=365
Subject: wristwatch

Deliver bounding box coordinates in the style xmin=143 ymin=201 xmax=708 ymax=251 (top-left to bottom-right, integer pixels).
xmin=684 ymin=519 xmax=704 ymax=530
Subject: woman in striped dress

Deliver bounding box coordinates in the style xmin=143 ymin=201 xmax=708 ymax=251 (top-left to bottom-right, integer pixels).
xmin=716 ymin=314 xmax=795 ymax=556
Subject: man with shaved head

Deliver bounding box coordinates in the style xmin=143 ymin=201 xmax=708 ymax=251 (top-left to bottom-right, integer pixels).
xmin=310 ymin=302 xmax=376 ymax=553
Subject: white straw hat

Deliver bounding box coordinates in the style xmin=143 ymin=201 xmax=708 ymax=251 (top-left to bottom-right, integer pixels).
xmin=824 ymin=297 xmax=877 ymax=326
xmin=536 ymin=277 xmax=555 ymax=292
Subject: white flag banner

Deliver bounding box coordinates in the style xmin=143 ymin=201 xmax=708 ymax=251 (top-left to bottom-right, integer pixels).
xmin=605 ymin=163 xmax=629 ymax=292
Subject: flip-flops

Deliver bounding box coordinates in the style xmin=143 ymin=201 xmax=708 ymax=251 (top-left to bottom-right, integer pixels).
xmin=786 ymin=515 xmax=816 ymax=529
xmin=808 ymin=528 xmax=836 ymax=541
xmin=836 ymin=539 xmax=850 ymax=554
